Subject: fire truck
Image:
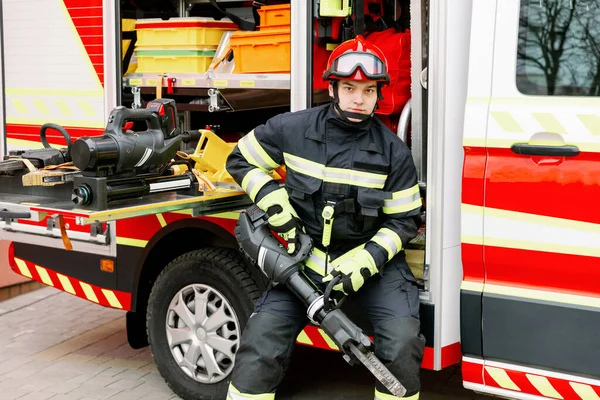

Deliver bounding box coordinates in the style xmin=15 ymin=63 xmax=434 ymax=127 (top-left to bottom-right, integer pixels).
xmin=1 ymin=0 xmax=599 ymax=399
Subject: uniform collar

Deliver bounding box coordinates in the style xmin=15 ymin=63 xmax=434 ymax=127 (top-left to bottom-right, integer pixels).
xmin=326 ymin=104 xmax=372 ymax=133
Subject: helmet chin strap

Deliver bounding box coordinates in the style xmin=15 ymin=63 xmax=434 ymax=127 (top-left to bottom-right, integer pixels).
xmin=331 ymin=81 xmax=380 ymax=123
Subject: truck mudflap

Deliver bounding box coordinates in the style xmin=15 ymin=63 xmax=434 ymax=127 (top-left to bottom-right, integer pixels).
xmin=7 ymin=245 xmax=132 ymax=310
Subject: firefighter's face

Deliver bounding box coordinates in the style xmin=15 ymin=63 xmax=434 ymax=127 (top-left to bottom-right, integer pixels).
xmin=330 ymin=80 xmax=378 ymax=122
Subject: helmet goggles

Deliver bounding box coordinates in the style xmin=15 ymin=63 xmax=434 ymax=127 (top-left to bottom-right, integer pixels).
xmin=327 ymin=52 xmax=389 ymax=82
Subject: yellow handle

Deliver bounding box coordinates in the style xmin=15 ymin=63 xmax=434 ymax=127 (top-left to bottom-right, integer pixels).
xmin=321 ymin=205 xmax=335 ymax=248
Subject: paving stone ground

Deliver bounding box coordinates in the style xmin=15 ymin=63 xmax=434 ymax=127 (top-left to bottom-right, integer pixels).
xmin=0 ymin=288 xmax=492 ymax=400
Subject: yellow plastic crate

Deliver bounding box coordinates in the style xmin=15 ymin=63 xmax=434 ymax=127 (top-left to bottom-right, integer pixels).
xmin=230 ymin=28 xmax=290 ymax=74
xmin=135 ymin=49 xmax=217 ymax=73
xmin=136 ymin=18 xmax=238 ymax=48
xmin=122 ymin=19 xmax=137 ymax=74
xmin=257 ymin=4 xmax=290 ymax=30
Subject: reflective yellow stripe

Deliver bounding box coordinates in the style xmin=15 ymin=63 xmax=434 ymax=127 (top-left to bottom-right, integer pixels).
xmin=35 ymin=266 xmax=54 ymax=287
xmin=79 ymin=282 xmax=99 ymax=303
xmin=461 ymin=281 xmax=484 ymax=292
xmin=526 ymin=374 xmax=562 ymax=399
xmin=484 ymin=366 xmax=521 ymax=391
xmin=101 ymin=289 xmax=123 ymax=309
xmin=238 ymin=130 xmax=280 ymax=171
xmin=371 ymin=228 xmax=403 ymax=260
xmin=305 ymin=246 xmax=365 ymax=276
xmin=56 ymin=99 xmax=72 ymax=116
xmin=490 ymin=111 xmax=524 ymax=133
xmin=241 ymin=168 xmax=274 ymax=201
xmin=156 ymin=213 xmax=167 ymax=227
xmin=57 ymin=273 xmax=75 ymax=295
xmin=33 ymin=99 xmax=50 ymax=115
xmin=305 ymin=252 xmax=331 ymax=276
xmin=283 ymin=153 xmax=387 ymax=189
xmin=5 ymin=88 xmax=103 ymax=97
xmin=532 ymin=113 xmax=567 ymax=135
xmin=383 ymin=185 xmax=421 ymax=214
xmin=14 ymin=258 xmax=32 ymax=278
xmin=296 ymin=330 xmax=313 ymax=345
xmin=318 ymin=328 xmax=339 ymax=350
xmin=116 ymin=237 xmax=149 ymax=248
xmin=461 ymin=234 xmax=483 ymax=245
xmin=577 ymin=114 xmax=600 ymax=135
xmin=375 ymin=389 xmax=420 ymax=399
xmin=208 ymin=211 xmax=241 ymax=220
xmin=227 ymin=384 xmax=275 ymax=399
xmin=570 ymin=382 xmax=600 ymax=399
xmin=78 ymin=101 xmax=97 ymax=117
xmin=7 ymin=117 xmax=105 ymax=129
xmin=485 ymin=283 xmax=600 ymax=309
xmin=11 ymin=99 xmax=28 ymax=114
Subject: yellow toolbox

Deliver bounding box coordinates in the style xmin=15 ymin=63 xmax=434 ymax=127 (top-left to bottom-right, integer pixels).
xmin=136 ymin=18 xmax=238 ymax=48
xmin=229 ymin=28 xmax=290 ymax=74
xmin=135 ymin=48 xmax=217 ymax=73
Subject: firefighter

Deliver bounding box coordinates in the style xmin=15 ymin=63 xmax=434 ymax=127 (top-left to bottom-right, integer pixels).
xmin=225 ymin=35 xmax=425 ymax=400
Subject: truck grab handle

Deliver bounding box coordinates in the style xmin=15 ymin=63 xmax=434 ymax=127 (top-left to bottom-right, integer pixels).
xmin=0 ymin=209 xmax=31 ymax=220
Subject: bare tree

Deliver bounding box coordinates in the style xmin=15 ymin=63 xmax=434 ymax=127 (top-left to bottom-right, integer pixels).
xmin=517 ymin=0 xmax=578 ymax=95
xmin=573 ymin=1 xmax=600 ymax=95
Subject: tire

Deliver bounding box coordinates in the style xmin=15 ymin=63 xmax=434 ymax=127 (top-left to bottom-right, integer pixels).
xmin=147 ymin=247 xmax=260 ymax=400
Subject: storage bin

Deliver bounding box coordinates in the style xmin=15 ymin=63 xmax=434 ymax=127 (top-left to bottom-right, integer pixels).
xmin=135 ymin=49 xmax=217 ymax=73
xmin=136 ymin=18 xmax=238 ymax=48
xmin=257 ymin=4 xmax=290 ymax=30
xmin=122 ymin=19 xmax=138 ymax=74
xmin=229 ymin=28 xmax=290 ymax=74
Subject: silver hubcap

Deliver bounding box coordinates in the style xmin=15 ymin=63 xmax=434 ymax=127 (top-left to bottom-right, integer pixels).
xmin=166 ymin=284 xmax=240 ymax=384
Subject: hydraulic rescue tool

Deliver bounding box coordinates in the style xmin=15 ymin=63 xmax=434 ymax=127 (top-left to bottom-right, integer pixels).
xmin=235 ymin=205 xmax=407 ymax=397
xmin=70 ymin=99 xmax=197 ymax=210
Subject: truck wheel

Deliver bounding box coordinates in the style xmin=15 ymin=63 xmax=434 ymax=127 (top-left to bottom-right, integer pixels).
xmin=147 ymin=247 xmax=260 ymax=400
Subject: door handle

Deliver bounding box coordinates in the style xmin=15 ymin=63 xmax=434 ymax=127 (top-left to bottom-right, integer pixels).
xmin=510 ymin=143 xmax=580 ymax=157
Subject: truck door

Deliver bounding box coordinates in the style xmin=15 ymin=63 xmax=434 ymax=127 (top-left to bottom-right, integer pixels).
xmin=465 ymin=0 xmax=600 ymax=398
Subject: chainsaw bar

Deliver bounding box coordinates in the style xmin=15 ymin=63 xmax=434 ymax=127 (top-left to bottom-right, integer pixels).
xmin=348 ymin=343 xmax=407 ymax=397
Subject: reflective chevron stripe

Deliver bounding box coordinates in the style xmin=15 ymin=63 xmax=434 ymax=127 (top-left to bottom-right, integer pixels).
xmin=9 ymin=257 xmax=131 ymax=310
xmin=462 ymin=357 xmax=600 ymax=400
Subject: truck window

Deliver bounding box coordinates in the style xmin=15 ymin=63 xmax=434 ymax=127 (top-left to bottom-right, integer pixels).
xmin=516 ymin=0 xmax=600 ymax=96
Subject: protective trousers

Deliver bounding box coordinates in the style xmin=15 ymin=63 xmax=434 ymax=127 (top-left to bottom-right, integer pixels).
xmin=227 ymin=256 xmax=426 ymax=399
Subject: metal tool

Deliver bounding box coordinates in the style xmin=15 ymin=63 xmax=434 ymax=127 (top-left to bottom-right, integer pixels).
xmin=70 ymin=99 xmax=198 ymax=210
xmin=234 ymin=205 xmax=407 ymax=397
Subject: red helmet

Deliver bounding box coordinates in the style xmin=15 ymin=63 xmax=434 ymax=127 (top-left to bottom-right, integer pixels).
xmin=322 ymin=35 xmax=390 ymax=84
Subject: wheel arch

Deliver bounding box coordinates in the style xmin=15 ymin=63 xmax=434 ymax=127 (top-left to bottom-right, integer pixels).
xmin=126 ymin=218 xmax=268 ymax=349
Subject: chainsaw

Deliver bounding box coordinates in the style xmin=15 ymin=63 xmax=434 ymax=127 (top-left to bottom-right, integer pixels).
xmin=234 ymin=205 xmax=407 ymax=397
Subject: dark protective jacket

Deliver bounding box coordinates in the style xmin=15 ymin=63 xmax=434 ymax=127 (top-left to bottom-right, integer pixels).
xmin=226 ymin=104 xmax=421 ymax=270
